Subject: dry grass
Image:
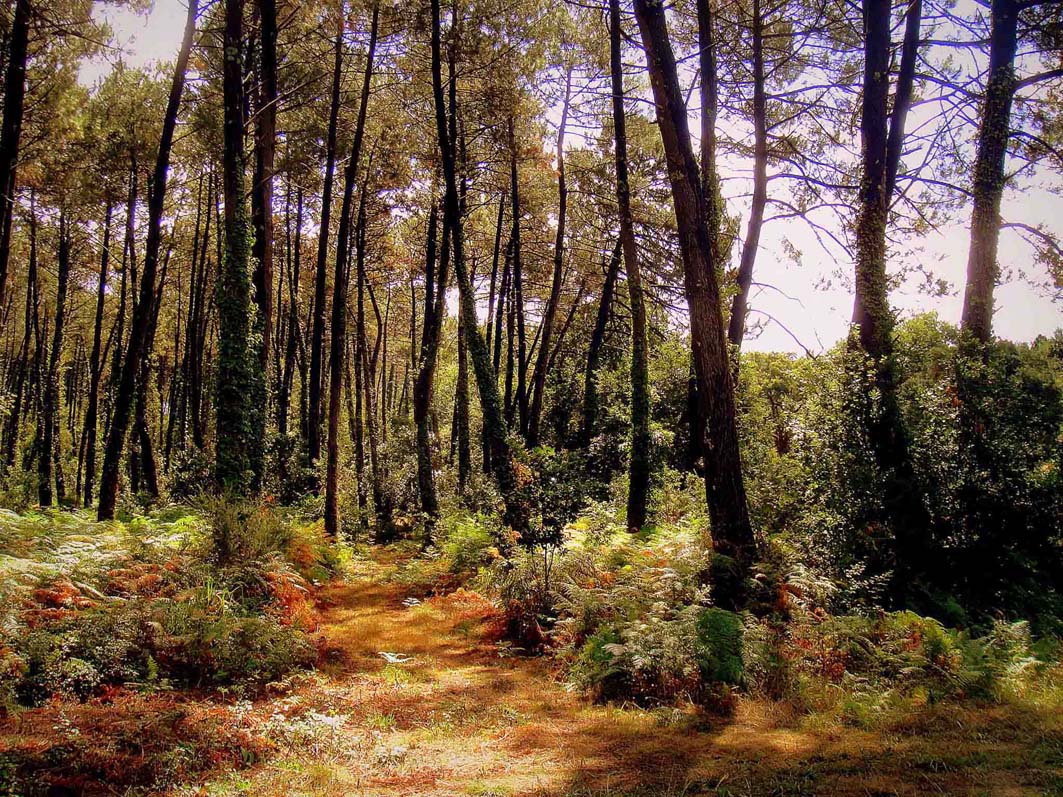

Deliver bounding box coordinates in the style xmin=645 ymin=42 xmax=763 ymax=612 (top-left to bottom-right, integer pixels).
xmin=3 ymin=547 xmax=1060 ymax=796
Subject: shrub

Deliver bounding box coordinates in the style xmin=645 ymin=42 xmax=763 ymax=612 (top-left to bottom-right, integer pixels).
xmin=442 ymin=513 xmax=501 ymax=575
xmin=694 ymin=608 xmax=744 ymax=686
xmin=570 ymin=626 xmax=628 ymax=702
xmin=0 ymin=507 xmax=325 ymax=706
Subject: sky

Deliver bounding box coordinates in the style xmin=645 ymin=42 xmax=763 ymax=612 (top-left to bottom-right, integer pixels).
xmin=79 ymin=0 xmax=1063 ymax=355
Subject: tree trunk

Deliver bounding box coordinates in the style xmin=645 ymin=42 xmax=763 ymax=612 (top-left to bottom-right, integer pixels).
xmin=324 ymin=3 xmax=378 ymax=538
xmin=83 ymin=202 xmax=113 ymax=505
xmin=414 ymin=204 xmax=445 ymax=539
xmin=960 ymin=0 xmax=1017 ymax=344
xmin=97 ymin=0 xmax=199 ymax=519
xmin=431 ymin=0 xmax=526 ymax=543
xmin=308 ymin=29 xmax=344 ymax=474
xmin=249 ymin=0 xmax=278 ymax=486
xmin=610 ymin=0 xmax=653 ymax=533
xmin=39 ymin=216 xmax=71 ymax=506
xmin=0 ymin=0 xmax=30 ymax=326
xmin=582 ymin=240 xmax=620 ymax=445
xmin=633 ymin=0 xmax=755 ymax=603
xmin=508 ymin=120 xmax=529 ymax=436
xmin=727 ymin=0 xmax=768 ymax=358
xmin=851 ymin=0 xmax=928 ymax=601
xmin=527 ymin=67 xmax=572 ymax=447
xmin=215 ymin=0 xmax=262 ymax=493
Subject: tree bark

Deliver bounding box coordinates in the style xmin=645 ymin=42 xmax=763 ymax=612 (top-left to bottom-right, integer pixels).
xmin=508 ymin=120 xmax=529 ymax=436
xmin=324 ymin=3 xmax=378 ymax=538
xmin=39 ymin=216 xmax=71 ymax=506
xmin=414 ymin=203 xmax=445 ymax=538
xmin=727 ymin=0 xmax=768 ymax=357
xmin=960 ymin=0 xmax=1018 ymax=344
xmin=82 ymin=202 xmax=112 ymax=505
xmin=248 ymin=0 xmax=278 ymax=487
xmin=527 ymin=67 xmax=572 ymax=447
xmin=633 ymin=0 xmax=755 ymax=601
xmin=431 ymin=0 xmax=526 ymax=542
xmin=610 ymin=0 xmax=653 ymax=532
xmin=308 ymin=29 xmax=344 ymax=474
xmin=582 ymin=240 xmax=620 ymax=445
xmin=215 ymin=0 xmax=262 ymax=493
xmin=98 ymin=0 xmax=199 ymax=519
xmin=0 ymin=0 xmax=30 ymax=326
xmin=851 ymin=0 xmax=927 ymax=601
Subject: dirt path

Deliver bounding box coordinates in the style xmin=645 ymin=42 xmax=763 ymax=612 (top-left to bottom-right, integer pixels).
xmin=213 ymin=553 xmax=1061 ymax=797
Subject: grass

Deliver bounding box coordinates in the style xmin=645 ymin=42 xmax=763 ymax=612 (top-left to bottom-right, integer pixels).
xmin=1 ymin=525 xmax=1060 ymax=796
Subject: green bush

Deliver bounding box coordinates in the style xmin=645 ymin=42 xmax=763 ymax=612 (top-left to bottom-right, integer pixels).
xmin=570 ymin=626 xmax=628 ymax=702
xmin=442 ymin=513 xmax=500 ymax=575
xmin=694 ymin=608 xmax=744 ymax=686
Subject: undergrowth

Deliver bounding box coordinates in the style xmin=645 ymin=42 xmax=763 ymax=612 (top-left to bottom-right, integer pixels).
xmin=410 ymin=489 xmax=1063 ymax=720
xmin=0 ymin=502 xmax=341 ymax=714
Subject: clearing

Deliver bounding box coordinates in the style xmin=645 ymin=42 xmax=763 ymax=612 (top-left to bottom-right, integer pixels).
xmin=3 ymin=548 xmax=1060 ymax=796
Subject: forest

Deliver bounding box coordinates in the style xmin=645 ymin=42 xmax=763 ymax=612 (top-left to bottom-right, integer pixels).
xmin=0 ymin=0 xmax=1061 ymax=793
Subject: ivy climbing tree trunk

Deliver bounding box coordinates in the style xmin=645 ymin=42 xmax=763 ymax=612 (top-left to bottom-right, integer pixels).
xmin=249 ymin=0 xmax=279 ymax=486
xmin=0 ymin=0 xmax=30 ymax=329
xmin=850 ymin=0 xmax=928 ymax=602
xmin=216 ymin=0 xmax=261 ymax=492
xmin=960 ymin=0 xmax=1018 ymax=345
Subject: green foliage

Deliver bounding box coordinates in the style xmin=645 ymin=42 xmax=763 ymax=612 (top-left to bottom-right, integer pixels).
xmin=0 ymin=507 xmax=324 ymax=707
xmin=570 ymin=625 xmax=627 ymax=701
xmin=199 ymin=494 xmax=292 ymax=565
xmin=442 ymin=512 xmax=501 ymax=575
xmin=735 ymin=317 xmax=1063 ymax=627
xmin=694 ymin=608 xmax=745 ymax=686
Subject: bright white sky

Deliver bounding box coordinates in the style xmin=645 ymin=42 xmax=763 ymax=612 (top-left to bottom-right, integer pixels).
xmin=80 ymin=0 xmax=1062 ymax=355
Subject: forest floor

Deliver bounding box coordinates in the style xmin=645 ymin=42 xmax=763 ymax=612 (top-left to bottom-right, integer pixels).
xmin=3 ymin=545 xmax=1062 ymax=796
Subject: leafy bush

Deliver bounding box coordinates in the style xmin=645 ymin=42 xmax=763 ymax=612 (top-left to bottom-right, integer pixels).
xmin=442 ymin=513 xmax=502 ymax=575
xmin=694 ymin=608 xmax=744 ymax=686
xmin=0 ymin=507 xmax=325 ymax=706
xmin=570 ymin=626 xmax=628 ymax=701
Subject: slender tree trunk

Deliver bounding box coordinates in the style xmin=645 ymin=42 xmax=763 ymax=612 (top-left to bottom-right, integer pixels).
xmin=83 ymin=202 xmax=113 ymax=505
xmin=308 ymin=30 xmax=344 ymax=474
xmin=582 ymin=241 xmax=620 ymax=445
xmin=97 ymin=0 xmax=198 ymax=519
xmin=0 ymin=0 xmax=30 ymax=325
xmin=279 ymin=185 xmax=303 ymax=438
xmin=414 ymin=204 xmax=445 ymax=539
xmin=431 ymin=0 xmax=526 ymax=542
xmin=324 ymin=4 xmax=378 ymax=537
xmin=39 ymin=216 xmax=71 ymax=506
xmin=960 ymin=0 xmax=1017 ymax=344
xmin=508 ymin=120 xmax=529 ymax=435
xmin=609 ymin=0 xmax=652 ymax=532
xmin=727 ymin=0 xmax=768 ymax=358
xmin=4 ymin=217 xmax=36 ymax=467
xmin=527 ymin=68 xmax=572 ymax=446
xmin=634 ymin=0 xmax=754 ymax=603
